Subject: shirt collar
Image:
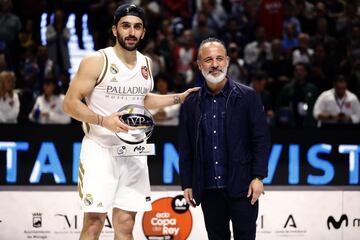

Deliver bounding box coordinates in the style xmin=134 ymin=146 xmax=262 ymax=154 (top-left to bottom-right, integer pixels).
xmin=204 ymin=78 xmax=231 ymax=98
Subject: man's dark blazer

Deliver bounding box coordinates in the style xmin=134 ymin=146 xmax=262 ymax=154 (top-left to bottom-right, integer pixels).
xmin=179 ymin=79 xmax=271 ymax=205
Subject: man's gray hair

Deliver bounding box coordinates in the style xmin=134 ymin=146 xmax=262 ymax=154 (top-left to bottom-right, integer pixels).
xmin=198 ymin=37 xmax=226 ymax=59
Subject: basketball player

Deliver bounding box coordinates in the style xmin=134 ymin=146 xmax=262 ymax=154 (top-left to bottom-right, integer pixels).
xmin=63 ymin=4 xmax=199 ymax=240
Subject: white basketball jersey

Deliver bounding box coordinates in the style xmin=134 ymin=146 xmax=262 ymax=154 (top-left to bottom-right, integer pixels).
xmin=84 ymin=47 xmax=154 ymax=147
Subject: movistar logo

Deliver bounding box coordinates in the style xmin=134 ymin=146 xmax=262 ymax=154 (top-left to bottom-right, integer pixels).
xmin=327 ymin=214 xmax=348 ymax=229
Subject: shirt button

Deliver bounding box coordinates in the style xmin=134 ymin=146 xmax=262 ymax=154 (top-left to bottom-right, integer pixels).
xmin=213 ymin=115 xmax=216 ymax=118
xmin=218 ymin=176 xmax=221 ymax=179
xmin=215 ymin=161 xmax=218 ymax=164
xmin=214 ymin=146 xmax=217 ymax=150
xmin=213 ymin=130 xmax=216 ymax=134
xmin=213 ymin=99 xmax=217 ymax=103
xmin=214 ymin=177 xmax=217 ymax=180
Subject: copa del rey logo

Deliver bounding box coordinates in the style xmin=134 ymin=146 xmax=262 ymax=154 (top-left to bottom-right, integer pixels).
xmin=142 ymin=196 xmax=192 ymax=239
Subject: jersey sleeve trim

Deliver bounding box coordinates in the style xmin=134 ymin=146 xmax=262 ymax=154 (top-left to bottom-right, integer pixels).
xmin=145 ymin=56 xmax=154 ymax=91
xmin=95 ymin=50 xmax=109 ymax=87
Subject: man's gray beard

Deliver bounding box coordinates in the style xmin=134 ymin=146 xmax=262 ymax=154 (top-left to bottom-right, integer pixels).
xmin=202 ymin=68 xmax=228 ymax=84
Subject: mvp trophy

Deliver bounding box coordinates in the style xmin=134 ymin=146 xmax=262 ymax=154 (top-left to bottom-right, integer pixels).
xmin=114 ymin=104 xmax=155 ymax=156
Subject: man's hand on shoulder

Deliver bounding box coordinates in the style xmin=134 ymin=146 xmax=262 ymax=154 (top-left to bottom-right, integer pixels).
xmin=180 ymin=87 xmax=201 ymax=103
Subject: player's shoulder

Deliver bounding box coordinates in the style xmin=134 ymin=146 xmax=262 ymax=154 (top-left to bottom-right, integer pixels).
xmin=138 ymin=52 xmax=151 ymax=64
xmin=79 ymin=50 xmax=105 ymax=69
xmin=84 ymin=50 xmax=104 ymax=61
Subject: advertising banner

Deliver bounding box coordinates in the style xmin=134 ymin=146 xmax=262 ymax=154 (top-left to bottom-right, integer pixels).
xmin=1 ymin=125 xmax=360 ymax=186
xmin=0 ymin=189 xmax=359 ymax=240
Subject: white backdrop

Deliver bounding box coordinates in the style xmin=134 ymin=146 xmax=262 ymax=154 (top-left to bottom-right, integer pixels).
xmin=0 ymin=188 xmax=359 ymax=240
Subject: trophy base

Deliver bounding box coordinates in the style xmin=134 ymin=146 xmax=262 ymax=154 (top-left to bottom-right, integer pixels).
xmin=110 ymin=143 xmax=155 ymax=157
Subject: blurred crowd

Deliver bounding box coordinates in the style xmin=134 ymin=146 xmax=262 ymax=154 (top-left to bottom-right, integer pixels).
xmin=1 ymin=0 xmax=360 ymax=127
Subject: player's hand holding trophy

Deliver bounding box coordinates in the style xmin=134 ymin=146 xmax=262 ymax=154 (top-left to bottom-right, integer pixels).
xmin=113 ymin=104 xmax=155 ymax=156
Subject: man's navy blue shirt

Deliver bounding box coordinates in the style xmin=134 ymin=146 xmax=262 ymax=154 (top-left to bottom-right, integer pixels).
xmin=202 ymin=80 xmax=230 ymax=189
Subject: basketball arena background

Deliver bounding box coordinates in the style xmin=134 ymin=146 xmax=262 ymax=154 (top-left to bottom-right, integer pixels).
xmin=0 ymin=9 xmax=360 ymax=240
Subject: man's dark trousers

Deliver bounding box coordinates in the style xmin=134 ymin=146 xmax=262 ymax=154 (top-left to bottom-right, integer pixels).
xmin=201 ymin=188 xmax=258 ymax=240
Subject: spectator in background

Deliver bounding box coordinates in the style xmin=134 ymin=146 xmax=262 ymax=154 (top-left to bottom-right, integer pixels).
xmin=258 ymin=0 xmax=284 ymax=39
xmin=309 ymin=43 xmax=337 ymax=92
xmin=0 ymin=53 xmax=7 ymax=71
xmin=173 ymin=29 xmax=197 ymax=85
xmin=277 ymin=63 xmax=318 ymax=127
xmin=150 ymin=74 xmax=181 ymax=126
xmin=18 ymin=18 xmax=36 ymax=50
xmin=292 ymin=33 xmax=314 ymax=65
xmin=250 ymin=70 xmax=275 ymax=126
xmin=12 ymin=0 xmax=45 ymax=43
xmin=283 ymin=2 xmax=302 ymax=38
xmin=340 ymin=24 xmax=360 ymax=98
xmin=88 ymin=0 xmax=117 ymax=50
xmin=192 ymin=0 xmax=227 ymax=34
xmin=312 ymin=1 xmax=338 ymax=36
xmin=140 ymin=0 xmax=162 ymax=40
xmin=46 ymin=9 xmax=71 ymax=92
xmin=36 ymin=45 xmax=55 ymax=88
xmin=244 ymin=26 xmax=272 ymax=71
xmin=261 ymin=38 xmax=293 ymax=98
xmin=156 ymin=18 xmax=176 ymax=73
xmin=310 ymin=17 xmax=337 ymax=56
xmin=294 ymin=0 xmax=315 ymax=35
xmin=192 ymin=11 xmax=217 ymax=47
xmin=0 ymin=70 xmax=19 ymax=123
xmin=326 ymin=0 xmax=345 ymax=34
xmin=163 ymin=0 xmax=191 ymax=24
xmin=221 ymin=16 xmax=247 ymax=49
xmin=173 ymin=72 xmax=188 ymax=92
xmin=282 ymin=22 xmax=300 ymax=51
xmin=313 ymin=75 xmax=360 ymax=126
xmin=0 ymin=0 xmax=22 ymax=70
xmin=20 ymin=43 xmax=40 ymax=91
xmin=227 ymin=42 xmax=247 ymax=84
xmin=143 ymin=41 xmax=165 ymax=78
xmin=29 ymin=77 xmax=70 ymax=124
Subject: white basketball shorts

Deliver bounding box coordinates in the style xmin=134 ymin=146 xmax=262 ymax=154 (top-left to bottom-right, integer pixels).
xmin=78 ymin=136 xmax=152 ymax=212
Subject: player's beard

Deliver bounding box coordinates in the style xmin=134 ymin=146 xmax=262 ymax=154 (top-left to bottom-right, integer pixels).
xmin=201 ymin=65 xmax=228 ymax=84
xmin=117 ymin=32 xmax=140 ymax=51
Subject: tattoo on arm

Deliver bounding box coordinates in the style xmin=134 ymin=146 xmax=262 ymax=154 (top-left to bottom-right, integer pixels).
xmin=173 ymin=95 xmax=181 ymax=104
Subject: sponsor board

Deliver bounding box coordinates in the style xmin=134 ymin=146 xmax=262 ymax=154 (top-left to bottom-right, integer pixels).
xmin=142 ymin=195 xmax=192 ymax=239
xmin=1 ymin=125 xmax=360 ymax=186
xmin=0 ymin=190 xmax=359 ymax=239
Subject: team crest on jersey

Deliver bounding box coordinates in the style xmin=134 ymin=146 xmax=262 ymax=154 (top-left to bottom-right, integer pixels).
xmin=141 ymin=66 xmax=149 ymax=80
xmin=110 ymin=63 xmax=119 ymax=74
xmin=84 ymin=194 xmax=93 ymax=206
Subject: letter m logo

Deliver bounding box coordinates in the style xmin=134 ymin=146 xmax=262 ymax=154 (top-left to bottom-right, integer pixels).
xmin=327 ymin=214 xmax=348 ymax=230
xmin=175 ymin=198 xmax=187 ymax=207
